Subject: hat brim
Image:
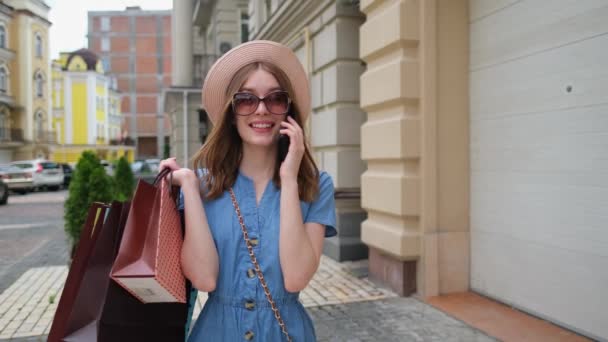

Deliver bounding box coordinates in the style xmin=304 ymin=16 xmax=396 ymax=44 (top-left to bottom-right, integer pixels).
xmin=202 ymin=40 xmax=310 ymax=125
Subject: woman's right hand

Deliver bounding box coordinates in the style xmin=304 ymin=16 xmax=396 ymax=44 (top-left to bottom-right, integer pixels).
xmin=159 ymin=157 xmax=181 ymax=172
xmin=160 ymin=157 xmax=197 ymax=188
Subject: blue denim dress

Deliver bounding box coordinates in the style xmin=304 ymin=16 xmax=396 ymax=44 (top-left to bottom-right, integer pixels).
xmin=182 ymin=171 xmax=337 ymax=341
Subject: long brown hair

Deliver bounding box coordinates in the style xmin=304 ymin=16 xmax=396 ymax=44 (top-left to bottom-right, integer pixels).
xmin=192 ymin=62 xmax=319 ymax=202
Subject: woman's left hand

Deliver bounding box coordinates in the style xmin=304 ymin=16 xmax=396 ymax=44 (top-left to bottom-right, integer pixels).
xmin=279 ymin=116 xmax=305 ymax=181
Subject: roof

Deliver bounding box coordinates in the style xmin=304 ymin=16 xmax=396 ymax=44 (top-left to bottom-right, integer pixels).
xmin=64 ymin=48 xmax=99 ymax=71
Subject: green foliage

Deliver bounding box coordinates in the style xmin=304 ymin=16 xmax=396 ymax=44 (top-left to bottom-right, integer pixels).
xmin=163 ymin=142 xmax=171 ymax=159
xmin=113 ymin=156 xmax=135 ymax=202
xmin=63 ymin=151 xmax=113 ymax=250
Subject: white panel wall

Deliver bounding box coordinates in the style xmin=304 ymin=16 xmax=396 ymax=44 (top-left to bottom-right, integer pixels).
xmin=470 ymin=0 xmax=608 ymax=340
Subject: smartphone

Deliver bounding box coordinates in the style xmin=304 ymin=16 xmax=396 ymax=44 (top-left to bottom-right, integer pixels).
xmin=278 ymin=112 xmax=293 ymax=162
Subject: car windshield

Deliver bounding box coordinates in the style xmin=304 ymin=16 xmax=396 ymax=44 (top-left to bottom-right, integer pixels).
xmin=12 ymin=163 xmax=33 ymax=169
xmin=0 ymin=165 xmax=24 ymax=173
xmin=40 ymin=162 xmax=59 ymax=169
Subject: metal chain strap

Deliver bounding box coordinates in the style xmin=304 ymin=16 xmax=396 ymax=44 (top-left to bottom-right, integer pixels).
xmin=229 ymin=188 xmax=292 ymax=342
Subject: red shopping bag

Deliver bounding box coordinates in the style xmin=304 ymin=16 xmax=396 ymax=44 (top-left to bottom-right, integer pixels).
xmin=47 ymin=202 xmax=111 ymax=342
xmin=110 ymin=168 xmax=186 ymax=303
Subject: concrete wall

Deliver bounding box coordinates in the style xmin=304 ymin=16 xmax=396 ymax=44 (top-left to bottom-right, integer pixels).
xmin=359 ymin=0 xmax=469 ymax=297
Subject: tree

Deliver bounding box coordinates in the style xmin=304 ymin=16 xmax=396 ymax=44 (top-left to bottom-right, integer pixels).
xmin=64 ymin=151 xmax=113 ymax=253
xmin=113 ymin=156 xmax=135 ymax=201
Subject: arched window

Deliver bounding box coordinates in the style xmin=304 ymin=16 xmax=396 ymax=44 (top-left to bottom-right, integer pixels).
xmin=35 ymin=71 xmax=44 ymax=97
xmin=35 ymin=111 xmax=44 ymax=140
xmin=35 ymin=33 xmax=43 ymax=57
xmin=0 ymin=25 xmax=6 ymax=49
xmin=0 ymin=67 xmax=6 ymax=92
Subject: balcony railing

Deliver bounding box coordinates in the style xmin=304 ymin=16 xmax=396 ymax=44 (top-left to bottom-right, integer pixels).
xmin=109 ymin=137 xmax=136 ymax=146
xmin=0 ymin=128 xmax=24 ymax=143
xmin=34 ymin=130 xmax=57 ymax=144
xmin=193 ymin=54 xmax=218 ymax=87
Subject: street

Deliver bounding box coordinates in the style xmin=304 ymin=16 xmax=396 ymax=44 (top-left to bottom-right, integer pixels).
xmin=0 ymin=191 xmax=69 ymax=294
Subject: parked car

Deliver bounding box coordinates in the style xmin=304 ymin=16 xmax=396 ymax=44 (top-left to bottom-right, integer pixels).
xmin=10 ymin=159 xmax=64 ymax=191
xmin=60 ymin=163 xmax=73 ymax=188
xmin=101 ymin=160 xmax=114 ymax=176
xmin=0 ymin=178 xmax=8 ymax=205
xmin=131 ymin=159 xmax=159 ymax=184
xmin=0 ymin=164 xmax=35 ymax=194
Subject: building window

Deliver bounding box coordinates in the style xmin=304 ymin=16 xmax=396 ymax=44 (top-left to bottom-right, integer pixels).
xmin=101 ymin=37 xmax=110 ymax=52
xmin=35 ymin=33 xmax=43 ymax=57
xmin=35 ymin=71 xmax=44 ymax=97
xmin=0 ymin=67 xmax=6 ymax=93
xmin=54 ymin=80 xmax=61 ymax=104
xmin=35 ymin=111 xmax=44 ymax=140
xmin=101 ymin=16 xmax=110 ymax=31
xmin=101 ymin=56 xmax=110 ymax=71
xmin=0 ymin=25 xmax=6 ymax=48
xmin=241 ymin=12 xmax=249 ymax=43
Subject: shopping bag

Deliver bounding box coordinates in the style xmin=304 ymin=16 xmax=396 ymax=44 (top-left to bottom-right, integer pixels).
xmin=110 ymin=168 xmax=186 ymax=303
xmin=47 ymin=202 xmax=111 ymax=342
xmin=59 ymin=201 xmax=129 ymax=341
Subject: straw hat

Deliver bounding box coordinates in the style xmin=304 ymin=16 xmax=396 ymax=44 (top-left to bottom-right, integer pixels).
xmin=202 ymin=40 xmax=310 ymax=125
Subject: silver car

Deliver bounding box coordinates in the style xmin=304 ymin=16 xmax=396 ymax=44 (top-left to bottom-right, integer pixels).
xmin=10 ymin=159 xmax=64 ymax=191
xmin=0 ymin=164 xmax=35 ymax=194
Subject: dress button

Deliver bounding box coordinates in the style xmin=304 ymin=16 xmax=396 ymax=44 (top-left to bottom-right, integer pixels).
xmin=244 ymin=330 xmax=254 ymax=340
xmin=247 ymin=268 xmax=255 ymax=278
xmin=250 ymin=237 xmax=259 ymax=246
xmin=245 ymin=300 xmax=255 ymax=310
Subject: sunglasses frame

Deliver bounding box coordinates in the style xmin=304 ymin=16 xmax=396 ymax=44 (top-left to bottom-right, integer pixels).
xmin=231 ymin=90 xmax=292 ymax=116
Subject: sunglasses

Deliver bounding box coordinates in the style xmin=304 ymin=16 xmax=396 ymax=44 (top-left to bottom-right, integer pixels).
xmin=231 ymin=91 xmax=292 ymax=116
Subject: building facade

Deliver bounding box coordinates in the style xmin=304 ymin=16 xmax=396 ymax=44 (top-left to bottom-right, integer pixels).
xmin=164 ymin=0 xmax=248 ymax=168
xmin=50 ymin=49 xmax=134 ymax=163
xmin=87 ymin=6 xmax=171 ymax=159
xmin=251 ymin=0 xmax=608 ymax=340
xmin=0 ymin=0 xmax=51 ymax=164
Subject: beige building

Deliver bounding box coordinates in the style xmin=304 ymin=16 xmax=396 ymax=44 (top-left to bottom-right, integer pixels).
xmin=170 ymin=0 xmax=607 ymax=339
xmin=254 ymin=0 xmax=608 ymax=340
xmin=0 ymin=0 xmax=52 ymax=163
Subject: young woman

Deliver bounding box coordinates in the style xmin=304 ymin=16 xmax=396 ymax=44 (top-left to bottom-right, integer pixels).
xmin=160 ymin=40 xmax=336 ymax=341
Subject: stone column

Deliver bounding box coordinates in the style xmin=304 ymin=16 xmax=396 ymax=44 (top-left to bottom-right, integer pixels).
xmin=359 ymin=0 xmax=469 ymax=297
xmin=172 ymin=0 xmax=193 ymax=87
xmin=310 ymin=2 xmax=367 ymax=261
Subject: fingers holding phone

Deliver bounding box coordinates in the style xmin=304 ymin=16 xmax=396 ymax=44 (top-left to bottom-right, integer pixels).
xmin=278 ymin=116 xmax=304 ymax=179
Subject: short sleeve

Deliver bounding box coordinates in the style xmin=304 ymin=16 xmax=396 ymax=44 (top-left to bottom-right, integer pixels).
xmin=304 ymin=172 xmax=337 ymax=238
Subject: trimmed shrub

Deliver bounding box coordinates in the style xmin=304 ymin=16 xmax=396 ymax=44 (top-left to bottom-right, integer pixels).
xmin=64 ymin=151 xmax=113 ymax=251
xmin=113 ymin=156 xmax=135 ymax=202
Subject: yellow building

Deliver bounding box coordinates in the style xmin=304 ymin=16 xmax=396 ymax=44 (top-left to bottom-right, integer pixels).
xmin=0 ymin=0 xmax=52 ymax=163
xmin=50 ymin=48 xmax=134 ymax=164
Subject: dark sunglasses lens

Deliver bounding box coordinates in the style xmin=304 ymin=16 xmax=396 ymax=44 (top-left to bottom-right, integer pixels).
xmin=233 ymin=94 xmax=258 ymax=115
xmin=265 ymin=92 xmax=289 ymax=114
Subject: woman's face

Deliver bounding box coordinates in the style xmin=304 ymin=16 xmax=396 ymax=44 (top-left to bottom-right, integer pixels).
xmin=233 ymin=68 xmax=288 ymax=148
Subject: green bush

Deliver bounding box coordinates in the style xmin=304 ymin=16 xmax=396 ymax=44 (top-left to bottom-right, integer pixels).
xmin=64 ymin=151 xmax=114 ymax=252
xmin=113 ymin=156 xmax=135 ymax=202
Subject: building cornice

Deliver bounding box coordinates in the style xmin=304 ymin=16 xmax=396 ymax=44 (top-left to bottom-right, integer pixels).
xmin=258 ymin=0 xmax=346 ymax=44
xmin=14 ymin=9 xmax=51 ymax=26
xmin=88 ymin=9 xmax=171 ymax=16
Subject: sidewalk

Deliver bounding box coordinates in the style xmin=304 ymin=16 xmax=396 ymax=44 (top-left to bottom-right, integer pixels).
xmin=0 ymin=256 xmax=401 ymax=340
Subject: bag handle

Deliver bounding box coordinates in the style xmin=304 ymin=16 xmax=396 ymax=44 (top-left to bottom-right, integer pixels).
xmin=229 ymin=188 xmax=292 ymax=342
xmin=153 ymin=167 xmax=171 ymax=186
xmin=153 ymin=168 xmax=179 ymax=199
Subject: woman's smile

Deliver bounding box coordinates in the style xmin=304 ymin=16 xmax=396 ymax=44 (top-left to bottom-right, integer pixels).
xmin=249 ymin=120 xmax=276 ymax=133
